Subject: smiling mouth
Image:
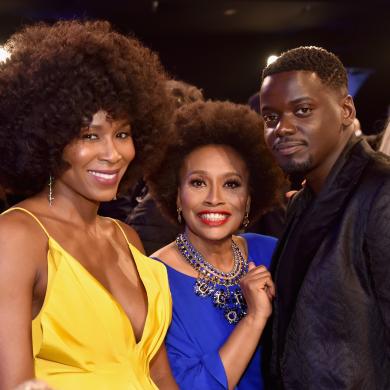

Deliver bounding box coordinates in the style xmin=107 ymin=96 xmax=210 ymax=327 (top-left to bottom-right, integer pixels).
xmin=88 ymin=170 xmax=120 ymax=184
xmin=198 ymin=212 xmax=231 ymax=226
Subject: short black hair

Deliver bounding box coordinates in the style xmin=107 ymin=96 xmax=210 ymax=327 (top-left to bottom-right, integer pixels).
xmin=148 ymin=100 xmax=286 ymax=226
xmin=0 ymin=20 xmax=173 ymax=195
xmin=262 ymin=46 xmax=348 ymax=92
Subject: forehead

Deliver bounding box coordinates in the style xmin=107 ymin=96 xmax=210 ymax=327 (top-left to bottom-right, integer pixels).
xmin=260 ymin=70 xmax=338 ymax=109
xmin=182 ymin=144 xmax=247 ymax=173
xmin=88 ymin=110 xmax=130 ymax=128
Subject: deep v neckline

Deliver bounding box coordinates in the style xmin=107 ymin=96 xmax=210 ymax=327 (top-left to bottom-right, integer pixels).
xmin=48 ymin=236 xmax=151 ymax=346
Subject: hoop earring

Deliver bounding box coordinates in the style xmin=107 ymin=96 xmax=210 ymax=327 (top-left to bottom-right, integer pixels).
xmin=48 ymin=175 xmax=55 ymax=206
xmin=242 ymin=211 xmax=249 ymax=228
xmin=177 ymin=207 xmax=182 ymax=224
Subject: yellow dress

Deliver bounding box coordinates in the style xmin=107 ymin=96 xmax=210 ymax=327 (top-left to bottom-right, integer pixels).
xmin=3 ymin=207 xmax=172 ymax=390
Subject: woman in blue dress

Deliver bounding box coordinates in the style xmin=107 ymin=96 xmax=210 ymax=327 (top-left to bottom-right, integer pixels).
xmin=148 ymin=100 xmax=285 ymax=389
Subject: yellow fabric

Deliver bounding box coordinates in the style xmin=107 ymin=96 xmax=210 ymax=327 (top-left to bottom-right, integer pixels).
xmin=3 ymin=207 xmax=172 ymax=390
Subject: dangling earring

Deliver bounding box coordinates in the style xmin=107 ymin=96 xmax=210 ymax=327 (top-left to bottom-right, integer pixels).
xmin=48 ymin=175 xmax=55 ymax=206
xmin=242 ymin=211 xmax=250 ymax=228
xmin=177 ymin=207 xmax=182 ymax=224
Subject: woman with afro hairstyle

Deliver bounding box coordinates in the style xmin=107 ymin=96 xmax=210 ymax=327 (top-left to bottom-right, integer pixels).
xmin=148 ymin=100 xmax=285 ymax=390
xmin=0 ymin=20 xmax=178 ymax=390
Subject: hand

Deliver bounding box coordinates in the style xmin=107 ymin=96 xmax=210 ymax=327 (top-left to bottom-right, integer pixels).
xmin=14 ymin=380 xmax=53 ymax=390
xmin=239 ymin=262 xmax=275 ymax=321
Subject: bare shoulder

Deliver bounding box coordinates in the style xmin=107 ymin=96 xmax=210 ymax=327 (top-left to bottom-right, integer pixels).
xmin=0 ymin=209 xmax=48 ymax=255
xmin=152 ymin=242 xmax=176 ymax=260
xmin=0 ymin=208 xmax=48 ymax=290
xmin=233 ymin=234 xmax=249 ymax=258
xmin=151 ymin=242 xmax=189 ymax=274
xmin=108 ymin=218 xmax=145 ymax=254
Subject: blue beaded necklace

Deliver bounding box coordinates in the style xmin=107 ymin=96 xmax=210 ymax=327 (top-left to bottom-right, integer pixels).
xmin=175 ymin=233 xmax=249 ymax=324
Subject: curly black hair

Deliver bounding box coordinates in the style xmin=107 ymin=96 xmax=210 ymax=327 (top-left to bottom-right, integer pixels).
xmin=262 ymin=46 xmax=348 ymax=92
xmin=165 ymin=79 xmax=204 ymax=108
xmin=147 ymin=100 xmax=286 ymax=226
xmin=0 ymin=20 xmax=173 ymax=195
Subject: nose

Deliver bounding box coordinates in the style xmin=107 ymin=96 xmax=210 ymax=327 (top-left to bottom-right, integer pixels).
xmin=204 ymin=182 xmax=224 ymax=206
xmin=274 ymin=114 xmax=296 ymax=137
xmin=99 ymin=137 xmax=122 ymax=164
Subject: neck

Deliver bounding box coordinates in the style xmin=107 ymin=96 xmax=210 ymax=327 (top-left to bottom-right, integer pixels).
xmin=37 ymin=181 xmax=100 ymax=227
xmin=184 ymin=227 xmax=234 ymax=272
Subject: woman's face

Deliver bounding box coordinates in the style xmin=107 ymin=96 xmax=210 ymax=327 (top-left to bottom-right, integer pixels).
xmin=177 ymin=144 xmax=250 ymax=245
xmin=58 ymin=110 xmax=135 ymax=203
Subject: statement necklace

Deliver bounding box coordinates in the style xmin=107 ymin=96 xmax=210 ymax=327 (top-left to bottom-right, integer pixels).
xmin=175 ymin=233 xmax=249 ymax=324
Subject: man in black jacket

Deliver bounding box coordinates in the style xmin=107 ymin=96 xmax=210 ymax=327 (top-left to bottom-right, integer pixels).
xmin=260 ymin=46 xmax=390 ymax=389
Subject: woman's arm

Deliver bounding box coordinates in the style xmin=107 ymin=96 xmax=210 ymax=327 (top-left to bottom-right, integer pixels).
xmin=0 ymin=214 xmax=44 ymax=389
xmin=150 ymin=344 xmax=178 ymax=390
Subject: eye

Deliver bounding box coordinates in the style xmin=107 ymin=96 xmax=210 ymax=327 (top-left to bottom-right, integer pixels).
xmin=262 ymin=113 xmax=279 ymax=127
xmin=116 ymin=131 xmax=131 ymax=139
xmin=224 ymin=179 xmax=241 ymax=189
xmin=189 ymin=178 xmax=206 ymax=188
xmin=295 ymin=106 xmax=312 ymax=117
xmin=81 ymin=132 xmax=98 ymax=140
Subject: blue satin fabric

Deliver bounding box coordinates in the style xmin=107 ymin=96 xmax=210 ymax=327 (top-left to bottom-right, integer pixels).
xmin=161 ymin=233 xmax=276 ymax=389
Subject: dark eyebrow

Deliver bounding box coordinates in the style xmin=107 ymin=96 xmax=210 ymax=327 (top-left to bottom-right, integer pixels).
xmin=261 ymin=96 xmax=314 ymax=112
xmin=289 ymin=96 xmax=315 ymax=104
xmin=260 ymin=105 xmax=274 ymax=112
xmin=187 ymin=170 xmax=243 ymax=179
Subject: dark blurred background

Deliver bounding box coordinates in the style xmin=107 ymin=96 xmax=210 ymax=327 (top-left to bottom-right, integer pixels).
xmin=0 ymin=0 xmax=389 ymax=133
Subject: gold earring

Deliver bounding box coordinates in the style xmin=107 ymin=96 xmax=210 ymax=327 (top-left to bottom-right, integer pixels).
xmin=177 ymin=207 xmax=182 ymax=224
xmin=242 ymin=211 xmax=249 ymax=228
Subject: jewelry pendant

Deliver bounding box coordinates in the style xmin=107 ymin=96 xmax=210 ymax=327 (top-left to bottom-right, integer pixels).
xmin=213 ymin=289 xmax=229 ymax=309
xmin=232 ymin=289 xmax=246 ymax=307
xmin=177 ymin=233 xmax=249 ymax=325
xmin=194 ymin=279 xmax=214 ymax=297
xmin=224 ymin=308 xmax=240 ymax=324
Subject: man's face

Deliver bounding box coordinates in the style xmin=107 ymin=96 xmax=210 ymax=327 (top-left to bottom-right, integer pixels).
xmin=260 ymin=70 xmax=355 ymax=179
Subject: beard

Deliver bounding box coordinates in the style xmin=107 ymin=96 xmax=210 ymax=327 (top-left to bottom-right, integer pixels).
xmin=280 ymin=155 xmax=313 ymax=175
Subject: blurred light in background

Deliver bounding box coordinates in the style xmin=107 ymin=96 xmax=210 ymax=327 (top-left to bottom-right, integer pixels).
xmin=224 ymin=9 xmax=237 ymax=16
xmin=0 ymin=46 xmax=10 ymax=62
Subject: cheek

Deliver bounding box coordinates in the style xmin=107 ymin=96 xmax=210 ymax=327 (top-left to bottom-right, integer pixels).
xmin=264 ymin=128 xmax=274 ymax=147
xmin=62 ymin=145 xmax=94 ymax=166
xmin=226 ymin=190 xmax=249 ymax=211
xmin=121 ymin=139 xmax=136 ymax=163
xmin=179 ymin=186 xmax=200 ymax=210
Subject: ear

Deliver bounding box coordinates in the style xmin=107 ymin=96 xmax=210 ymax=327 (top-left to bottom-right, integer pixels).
xmin=341 ymin=95 xmax=356 ymax=128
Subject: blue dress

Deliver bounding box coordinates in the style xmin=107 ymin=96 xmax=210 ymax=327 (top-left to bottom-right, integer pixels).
xmin=159 ymin=233 xmax=276 ymax=390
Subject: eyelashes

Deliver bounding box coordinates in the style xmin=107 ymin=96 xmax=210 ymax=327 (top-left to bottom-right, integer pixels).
xmin=189 ymin=178 xmax=205 ymax=188
xmin=188 ymin=178 xmax=242 ymax=189
xmin=224 ymin=180 xmax=241 ymax=189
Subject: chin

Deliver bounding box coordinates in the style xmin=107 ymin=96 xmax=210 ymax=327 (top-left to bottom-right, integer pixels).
xmin=282 ymin=158 xmax=312 ymax=174
xmin=193 ymin=225 xmax=238 ymax=242
xmin=86 ymin=191 xmax=118 ymax=203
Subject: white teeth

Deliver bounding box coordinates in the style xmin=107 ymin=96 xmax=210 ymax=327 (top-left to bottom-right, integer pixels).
xmin=200 ymin=213 xmax=228 ymax=221
xmin=89 ymin=171 xmax=117 ymax=179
